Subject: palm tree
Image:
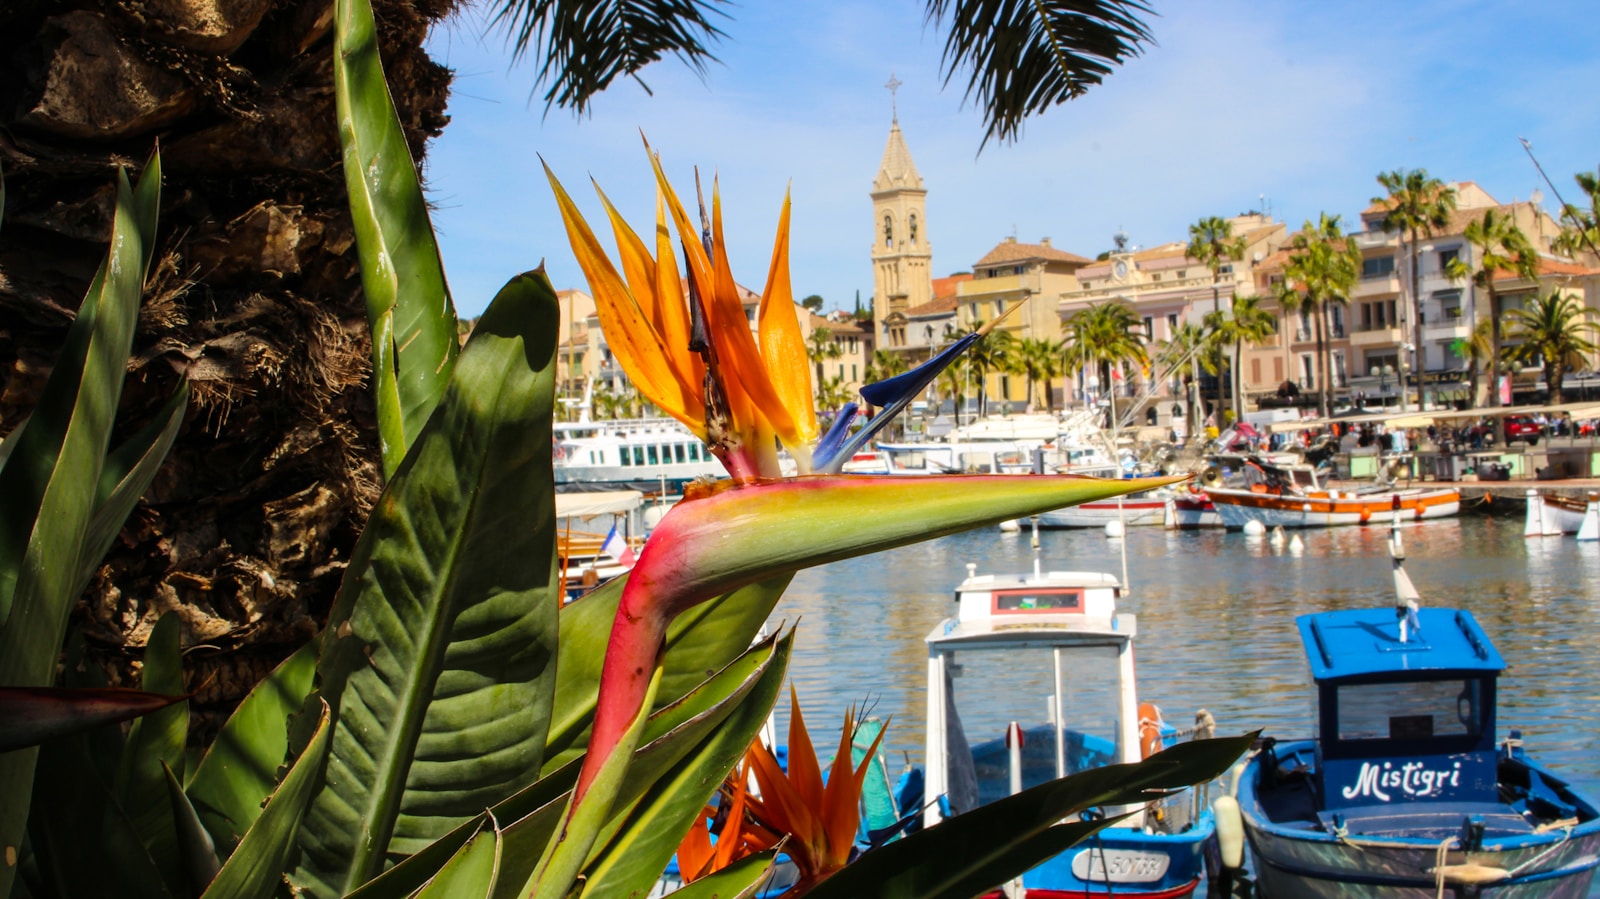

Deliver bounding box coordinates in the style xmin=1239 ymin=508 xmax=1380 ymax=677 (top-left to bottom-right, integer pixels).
xmin=960 ymin=321 xmax=1018 ymax=417
xmin=807 ymin=326 xmax=844 ymax=383
xmin=1187 ymin=216 xmax=1248 ymax=316
xmin=1375 ymin=169 xmax=1458 ymax=409
xmin=1446 ymin=209 xmax=1538 ymax=407
xmin=1505 ymin=291 xmax=1599 ymax=405
xmin=1451 ymin=318 xmax=1495 ymax=407
xmin=1278 ymin=214 xmax=1361 ymax=417
xmin=1015 ymin=337 xmax=1065 ymax=412
xmin=865 ymin=349 xmax=910 ymax=386
xmin=1064 ymin=300 xmax=1148 ymax=409
xmin=814 ymin=374 xmax=854 ymax=419
xmin=1554 ymin=169 xmax=1600 ymax=260
xmin=1208 ymin=293 xmax=1278 ymax=418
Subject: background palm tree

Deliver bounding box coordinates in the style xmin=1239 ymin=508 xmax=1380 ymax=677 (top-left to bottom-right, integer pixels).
xmin=1187 ymin=216 xmax=1248 ymax=316
xmin=963 ymin=321 xmax=1018 ymax=417
xmin=1278 ymin=214 xmax=1361 ymax=418
xmin=807 ymin=327 xmax=845 ymax=384
xmin=1375 ymin=168 xmax=1458 ymax=410
xmin=865 ymin=349 xmax=911 ymax=385
xmin=1015 ymin=337 xmax=1065 ymax=412
xmin=1207 ymin=293 xmax=1278 ymax=419
xmin=1445 ymin=209 xmax=1538 ymax=407
xmin=1554 ymin=169 xmax=1600 ymax=259
xmin=1064 ymin=301 xmax=1148 ymax=416
xmin=936 ymin=364 xmax=970 ymax=425
xmin=1451 ymin=318 xmax=1495 ymax=407
xmin=1504 ymin=291 xmax=1599 ymax=405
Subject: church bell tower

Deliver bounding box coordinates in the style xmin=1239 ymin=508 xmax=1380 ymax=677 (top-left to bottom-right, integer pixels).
xmin=871 ymin=74 xmax=933 ymax=324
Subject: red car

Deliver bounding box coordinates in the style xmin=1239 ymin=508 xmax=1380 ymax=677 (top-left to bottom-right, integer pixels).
xmin=1503 ymin=416 xmax=1542 ymax=443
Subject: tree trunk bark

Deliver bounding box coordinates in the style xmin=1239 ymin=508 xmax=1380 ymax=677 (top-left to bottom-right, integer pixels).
xmin=1488 ymin=287 xmax=1502 ymax=408
xmin=1315 ymin=307 xmax=1330 ymax=419
xmin=0 ymin=0 xmax=453 ymax=739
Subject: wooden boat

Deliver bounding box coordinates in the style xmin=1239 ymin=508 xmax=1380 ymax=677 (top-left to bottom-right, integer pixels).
xmin=1164 ymin=488 xmax=1220 ymax=530
xmin=1522 ymin=489 xmax=1599 ymax=538
xmin=1226 ymin=525 xmax=1600 ymax=896
xmin=1204 ymin=457 xmax=1458 ymax=529
xmin=922 ymin=532 xmax=1219 ymax=897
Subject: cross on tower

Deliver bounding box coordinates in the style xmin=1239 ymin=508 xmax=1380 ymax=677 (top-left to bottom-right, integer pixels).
xmin=885 ymin=72 xmax=902 ymax=122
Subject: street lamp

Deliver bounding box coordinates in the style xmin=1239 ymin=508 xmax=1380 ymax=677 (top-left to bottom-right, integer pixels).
xmin=1400 ymin=343 xmax=1415 ymax=410
xmin=1370 ymin=364 xmax=1395 ymax=407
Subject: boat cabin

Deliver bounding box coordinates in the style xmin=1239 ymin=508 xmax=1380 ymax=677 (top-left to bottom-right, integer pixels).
xmin=923 ymin=568 xmax=1141 ymax=830
xmin=1299 ymin=608 xmax=1505 ymax=818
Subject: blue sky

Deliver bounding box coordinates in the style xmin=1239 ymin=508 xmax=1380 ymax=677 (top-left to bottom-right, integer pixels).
xmin=422 ymin=1 xmax=1600 ymax=318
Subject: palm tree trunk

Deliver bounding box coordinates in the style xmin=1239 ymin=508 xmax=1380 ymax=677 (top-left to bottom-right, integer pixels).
xmin=0 ymin=0 xmax=452 ymax=735
xmin=1232 ymin=335 xmax=1244 ymax=422
xmin=1398 ymin=229 xmax=1414 ymax=410
xmin=1315 ymin=308 xmax=1330 ymax=418
xmin=1488 ymin=287 xmax=1502 ymax=408
xmin=1549 ymin=361 xmax=1565 ymax=406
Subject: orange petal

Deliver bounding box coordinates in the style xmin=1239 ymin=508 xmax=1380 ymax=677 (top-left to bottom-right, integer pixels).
xmin=676 ymin=804 xmax=716 ymax=882
xmin=652 ymin=194 xmax=703 ymax=386
xmin=824 ymin=711 xmax=887 ymax=867
xmin=544 ymin=162 xmax=704 ymax=436
xmin=707 ymin=181 xmax=797 ymax=438
xmin=785 ymin=687 xmax=825 ymax=813
xmin=746 ymin=738 xmax=823 ymax=874
xmin=757 ymin=188 xmax=819 ymax=449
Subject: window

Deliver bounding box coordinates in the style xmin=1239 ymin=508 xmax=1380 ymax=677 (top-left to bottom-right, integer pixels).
xmin=883 ymin=213 xmax=893 ymax=247
xmin=1330 ymin=306 xmax=1345 ymax=338
xmin=1299 ymin=354 xmax=1315 ymax=389
xmin=1435 ymin=288 xmax=1463 ymax=320
xmin=632 ymin=446 xmax=645 ymax=466
xmin=1362 ymin=256 xmax=1397 ymax=279
xmin=1250 ymin=358 xmax=1261 ymax=384
xmin=1333 ymin=350 xmax=1348 ymax=387
xmin=1387 ymin=299 xmax=1398 ymax=325
xmin=1178 ymin=270 xmax=1187 ymax=279
xmin=674 ymin=444 xmax=686 ymax=463
xmin=1143 ymin=316 xmax=1154 ymax=338
xmin=996 ymin=299 xmax=1006 ymax=317
xmin=1013 ymin=265 xmax=1026 ymax=275
xmin=852 ymin=364 xmax=858 ymax=381
xmin=971 ymin=302 xmax=979 ymax=319
xmin=1166 ymin=313 xmax=1178 ymax=332
xmin=647 ymin=445 xmax=660 ymax=465
xmin=1218 ymin=264 xmax=1234 ymax=275
xmin=1439 ymin=248 xmax=1459 ymax=271
xmin=1336 ymin=679 xmax=1483 ymax=741
xmin=1151 ymin=273 xmax=1162 ymax=282
xmin=619 ymin=447 xmax=631 ymax=467
xmin=1274 ymin=357 xmax=1284 ymax=382
xmin=909 ymin=213 xmax=918 ymax=245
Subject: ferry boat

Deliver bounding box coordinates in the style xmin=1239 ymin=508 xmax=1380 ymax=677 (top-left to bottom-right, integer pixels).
xmin=922 ymin=535 xmax=1219 ymax=898
xmin=552 ymin=417 xmax=723 ymax=492
xmin=1228 ymin=525 xmax=1600 ymax=896
xmin=1203 ymin=456 xmax=1459 ymax=529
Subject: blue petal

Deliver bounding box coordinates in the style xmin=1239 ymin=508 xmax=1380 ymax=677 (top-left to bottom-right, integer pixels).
xmin=811 ymin=402 xmax=861 ymax=471
xmin=818 ymin=333 xmax=980 ymax=473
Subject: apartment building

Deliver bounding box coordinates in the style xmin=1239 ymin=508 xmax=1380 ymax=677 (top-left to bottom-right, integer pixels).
xmin=959 ymin=237 xmax=1092 ymax=407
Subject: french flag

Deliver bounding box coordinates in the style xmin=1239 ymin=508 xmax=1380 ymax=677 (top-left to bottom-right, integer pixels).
xmin=602 ymin=523 xmax=636 ymax=568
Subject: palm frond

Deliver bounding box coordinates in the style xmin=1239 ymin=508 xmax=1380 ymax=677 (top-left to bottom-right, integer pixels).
xmin=926 ymin=0 xmax=1155 ymax=148
xmin=490 ymin=0 xmax=730 ymax=114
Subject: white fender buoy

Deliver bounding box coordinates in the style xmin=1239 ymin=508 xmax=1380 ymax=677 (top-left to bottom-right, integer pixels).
xmin=1242 ymin=520 xmax=1266 ymax=537
xmin=1213 ymin=795 xmax=1246 ymax=870
xmin=1270 ymin=526 xmax=1286 ymax=547
xmin=1104 ymin=520 xmax=1125 ymax=539
xmin=999 ymin=518 xmax=1021 ymax=533
xmin=643 ymin=504 xmax=670 ymax=531
xmin=1524 ymin=488 xmax=1550 ymax=538
xmin=1579 ymin=493 xmax=1600 ymax=542
xmin=1289 ymin=534 xmax=1305 ymax=553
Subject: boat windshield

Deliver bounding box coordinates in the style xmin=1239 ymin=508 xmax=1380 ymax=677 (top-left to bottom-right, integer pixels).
xmin=1333 ymin=677 xmax=1485 ymax=742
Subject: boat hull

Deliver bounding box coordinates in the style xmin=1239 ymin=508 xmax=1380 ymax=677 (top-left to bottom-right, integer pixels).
xmin=1238 ymin=741 xmax=1600 ymax=898
xmin=1037 ymin=499 xmax=1168 ymax=528
xmin=1528 ymin=494 xmax=1590 ymax=536
xmin=1013 ymin=820 xmax=1210 ymax=898
xmin=1207 ymin=488 xmax=1460 ymax=529
xmin=1164 ymin=495 xmax=1220 ymax=530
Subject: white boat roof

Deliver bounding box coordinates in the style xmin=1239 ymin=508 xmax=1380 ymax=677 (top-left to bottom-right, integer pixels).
xmin=555 ymin=490 xmax=644 ymax=518
xmin=928 ymin=569 xmax=1133 ymax=649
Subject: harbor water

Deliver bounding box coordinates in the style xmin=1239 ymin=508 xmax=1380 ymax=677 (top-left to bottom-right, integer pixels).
xmin=774 ymin=514 xmax=1600 ymax=893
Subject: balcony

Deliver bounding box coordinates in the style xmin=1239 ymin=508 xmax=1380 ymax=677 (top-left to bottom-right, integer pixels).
xmin=1352 ymin=275 xmax=1400 ymax=297
xmin=1422 ymin=319 xmax=1469 ymax=342
xmin=1353 ymin=230 xmax=1397 ymax=250
xmin=1349 ymin=326 xmax=1402 ymax=348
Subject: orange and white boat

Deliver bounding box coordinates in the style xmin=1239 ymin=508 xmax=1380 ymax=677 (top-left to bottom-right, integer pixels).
xmin=1523 ymin=488 xmax=1600 ymax=537
xmin=1204 ymin=457 xmax=1459 ymax=529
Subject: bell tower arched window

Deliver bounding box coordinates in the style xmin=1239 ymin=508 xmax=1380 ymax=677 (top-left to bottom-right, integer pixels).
xmin=883 ymin=214 xmax=894 ymax=247
xmin=909 ymin=213 xmax=918 ymax=245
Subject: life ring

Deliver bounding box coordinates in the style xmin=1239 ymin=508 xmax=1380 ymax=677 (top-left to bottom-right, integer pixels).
xmin=1138 ymin=701 xmax=1165 ymax=759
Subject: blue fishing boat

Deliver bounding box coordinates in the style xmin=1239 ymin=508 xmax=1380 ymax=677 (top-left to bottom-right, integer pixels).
xmin=1229 ymin=526 xmax=1600 ymax=897
xmin=920 ymin=524 xmax=1219 ymax=898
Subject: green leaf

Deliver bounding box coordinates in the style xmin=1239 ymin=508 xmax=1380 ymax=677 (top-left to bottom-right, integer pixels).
xmin=350 ymin=633 xmax=789 ymax=899
xmin=0 ymin=686 xmax=186 ymax=752
xmin=411 ymin=826 xmax=500 ymax=899
xmin=202 ymin=701 xmax=333 ymax=899
xmin=75 ymin=383 xmax=189 ymax=603
xmin=117 ymin=612 xmax=190 ymax=887
xmin=541 ymin=574 xmax=790 ymax=776
xmin=803 ymin=733 xmax=1254 ymax=899
xmin=333 ymin=0 xmax=458 ymax=475
xmin=0 ymin=160 xmax=158 ymax=898
xmin=290 ymin=272 xmax=561 ymax=898
xmin=164 ymin=762 xmax=223 ymax=896
xmin=667 ymin=851 xmax=779 ymax=899
xmin=185 ymin=642 xmax=316 ymax=856
xmin=578 ymin=624 xmax=792 ymax=898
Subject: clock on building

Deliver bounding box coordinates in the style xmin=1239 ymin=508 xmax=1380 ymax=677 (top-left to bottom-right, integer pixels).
xmin=1114 ymin=260 xmax=1128 ymax=280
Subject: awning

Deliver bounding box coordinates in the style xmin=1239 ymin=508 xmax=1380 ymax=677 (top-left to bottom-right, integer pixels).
xmin=1267 ymin=401 xmax=1600 ymax=433
xmin=555 ymin=490 xmax=644 ymax=519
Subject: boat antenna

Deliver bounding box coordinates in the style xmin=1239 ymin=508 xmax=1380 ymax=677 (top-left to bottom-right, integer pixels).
xmin=1389 ymin=496 xmax=1422 ymax=642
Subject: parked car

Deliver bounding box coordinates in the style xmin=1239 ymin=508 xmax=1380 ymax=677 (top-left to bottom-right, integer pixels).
xmin=1504 ymin=415 xmax=1542 ymax=444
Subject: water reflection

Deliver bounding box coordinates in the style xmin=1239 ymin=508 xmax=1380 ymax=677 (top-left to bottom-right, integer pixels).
xmin=778 ymin=516 xmax=1600 ymax=801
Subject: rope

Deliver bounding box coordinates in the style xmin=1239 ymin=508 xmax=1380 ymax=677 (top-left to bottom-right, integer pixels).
xmin=1434 ymin=837 xmax=1454 ymax=899
xmin=1506 ymin=821 xmax=1575 ymax=876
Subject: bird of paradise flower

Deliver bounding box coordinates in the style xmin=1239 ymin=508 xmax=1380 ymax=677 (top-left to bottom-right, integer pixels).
xmin=525 ymin=143 xmax=1184 ymax=898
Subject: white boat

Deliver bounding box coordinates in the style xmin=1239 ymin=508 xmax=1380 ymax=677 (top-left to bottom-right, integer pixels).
xmin=1035 ymin=464 xmax=1172 ymax=528
xmin=1523 ymin=489 xmax=1600 ymax=537
xmin=921 ymin=541 xmax=1219 ymax=897
xmin=553 ymin=417 xmax=724 ymax=491
xmin=1164 ymin=489 xmax=1221 ymax=529
xmin=1204 ymin=457 xmax=1459 ymax=529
